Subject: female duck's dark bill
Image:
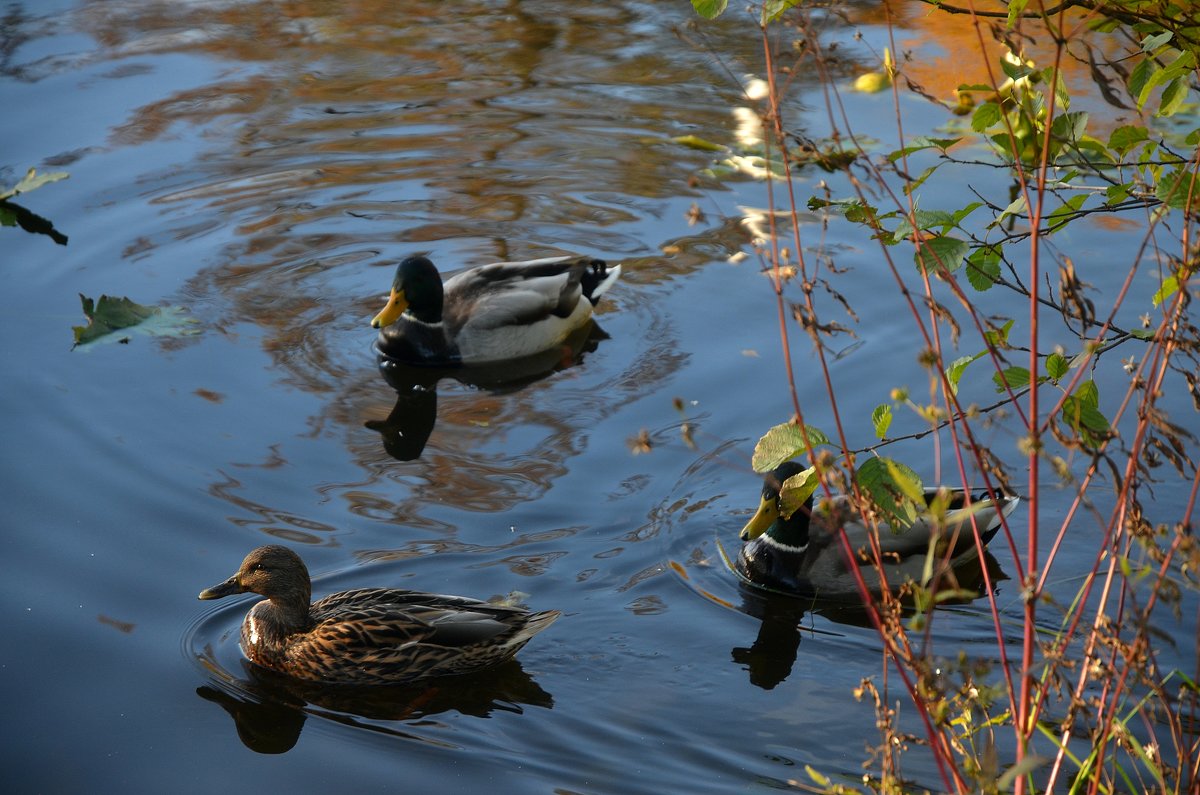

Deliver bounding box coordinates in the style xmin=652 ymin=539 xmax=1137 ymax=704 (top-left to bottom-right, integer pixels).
xmin=198 ymin=576 xmax=246 ymax=600
xmin=740 ymin=494 xmax=781 ymax=541
xmin=371 ymin=287 xmax=409 ymax=329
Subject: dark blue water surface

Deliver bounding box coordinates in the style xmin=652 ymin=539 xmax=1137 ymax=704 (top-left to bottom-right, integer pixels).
xmin=2 ymin=1 xmax=1194 ymax=792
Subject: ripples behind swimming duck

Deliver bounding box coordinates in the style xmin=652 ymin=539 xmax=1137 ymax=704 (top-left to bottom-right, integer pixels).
xmin=371 ymin=254 xmax=621 ymax=367
xmin=198 ymin=545 xmax=560 ymax=685
xmin=736 ymin=462 xmax=1019 ymax=601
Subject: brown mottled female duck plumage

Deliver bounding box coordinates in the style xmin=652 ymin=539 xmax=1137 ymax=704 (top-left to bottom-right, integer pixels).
xmin=198 ymin=545 xmax=560 ymax=685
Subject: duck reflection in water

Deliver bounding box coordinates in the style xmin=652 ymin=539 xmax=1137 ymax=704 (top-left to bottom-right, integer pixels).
xmin=197 ymin=657 xmax=554 ymax=754
xmin=367 ymin=320 xmax=609 ymax=461
xmin=731 ymin=549 xmax=1005 ymax=690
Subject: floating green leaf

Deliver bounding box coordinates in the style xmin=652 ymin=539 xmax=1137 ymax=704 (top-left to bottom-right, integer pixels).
xmin=72 ymin=294 xmax=200 ymax=350
xmin=752 ymin=422 xmax=831 ymax=472
xmin=670 ymin=135 xmax=727 ymax=152
xmin=0 ymin=167 xmax=70 ymax=201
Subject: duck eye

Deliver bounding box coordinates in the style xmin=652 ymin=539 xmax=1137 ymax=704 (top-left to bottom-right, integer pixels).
xmin=250 ymin=563 xmax=265 ymax=573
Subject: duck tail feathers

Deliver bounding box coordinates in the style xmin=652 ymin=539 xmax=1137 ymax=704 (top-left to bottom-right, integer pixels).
xmin=511 ymin=609 xmax=561 ymax=646
xmin=581 ymin=261 xmax=621 ymax=305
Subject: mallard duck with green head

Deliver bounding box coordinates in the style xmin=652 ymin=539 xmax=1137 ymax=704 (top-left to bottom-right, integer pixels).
xmin=371 ymin=254 xmax=621 ymax=366
xmin=198 ymin=545 xmax=560 ymax=685
xmin=736 ymin=462 xmax=1019 ymax=601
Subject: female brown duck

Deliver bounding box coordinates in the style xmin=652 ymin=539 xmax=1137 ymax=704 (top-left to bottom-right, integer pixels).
xmin=199 ymin=545 xmax=559 ymax=685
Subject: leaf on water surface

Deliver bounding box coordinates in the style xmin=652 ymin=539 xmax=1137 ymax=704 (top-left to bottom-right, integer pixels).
xmin=670 ymin=134 xmax=728 ymax=152
xmin=72 ymin=294 xmax=200 ymax=350
xmin=0 ymin=167 xmax=70 ymax=201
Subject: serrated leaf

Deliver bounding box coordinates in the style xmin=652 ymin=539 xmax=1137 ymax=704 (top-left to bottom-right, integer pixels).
xmin=1152 ymin=273 xmax=1179 ymax=307
xmin=1074 ymin=379 xmax=1099 ymax=408
xmin=1062 ymin=394 xmax=1110 ymax=445
xmin=1006 ymin=0 xmax=1029 ymax=28
xmin=751 ymin=422 xmax=831 ymax=472
xmin=1045 ymin=352 xmax=1068 ymax=380
xmin=690 ymin=0 xmax=728 ymax=19
xmin=1109 ymin=125 xmax=1148 ymax=155
xmin=1156 ymin=168 xmax=1198 ymax=209
xmin=779 ymin=466 xmax=820 ymax=519
xmin=857 ymin=457 xmax=924 ymax=530
xmin=1158 ymin=75 xmax=1188 ymax=117
xmin=995 ymin=195 xmax=1028 ymax=226
xmin=945 ymin=352 xmax=985 ymax=395
xmin=985 ymin=319 xmax=1014 ymax=348
xmin=915 ymin=235 xmax=969 ymax=274
xmin=1047 ymin=193 xmax=1089 ymax=232
xmin=966 ymin=246 xmax=1001 ymax=291
xmin=1105 ymin=184 xmax=1130 ymax=204
xmin=993 ymin=365 xmax=1031 ymax=392
xmin=971 ymin=101 xmax=1002 ymax=133
xmin=761 ymin=0 xmax=801 ymax=24
xmin=872 ymin=404 xmax=892 ymax=439
xmin=888 ymin=136 xmax=961 ymax=162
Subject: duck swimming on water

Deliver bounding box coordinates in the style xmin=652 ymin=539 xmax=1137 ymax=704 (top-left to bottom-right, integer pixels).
xmin=198 ymin=545 xmax=560 ymax=685
xmin=371 ymin=254 xmax=621 ymax=367
xmin=736 ymin=462 xmax=1019 ymax=601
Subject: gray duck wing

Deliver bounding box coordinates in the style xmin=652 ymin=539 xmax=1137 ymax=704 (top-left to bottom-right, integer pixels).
xmin=445 ymin=258 xmax=587 ymax=330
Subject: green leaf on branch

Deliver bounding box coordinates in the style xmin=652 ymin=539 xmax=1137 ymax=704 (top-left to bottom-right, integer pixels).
xmin=971 ymin=101 xmax=1002 ymax=132
xmin=1155 ymin=168 xmax=1199 ymax=209
xmin=966 ymin=246 xmax=1001 ymax=291
xmin=993 ymin=365 xmax=1032 ymax=392
xmin=1152 ymin=273 xmax=1179 ymax=307
xmin=914 ymin=235 xmax=969 ymax=274
xmin=1062 ymin=390 xmax=1111 ymax=446
xmin=856 ymin=456 xmax=924 ymax=530
xmin=1047 ymin=193 xmax=1089 ymax=232
xmin=752 ymin=422 xmax=831 ymax=472
xmin=779 ymin=465 xmax=821 ymax=519
xmin=761 ymin=0 xmax=801 ymax=24
xmin=690 ymin=0 xmax=728 ymax=19
xmin=888 ymin=136 xmax=961 ymax=162
xmin=946 ymin=351 xmax=985 ymax=395
xmin=1045 ymin=352 xmax=1069 ymax=381
xmin=871 ymin=404 xmax=892 ymax=439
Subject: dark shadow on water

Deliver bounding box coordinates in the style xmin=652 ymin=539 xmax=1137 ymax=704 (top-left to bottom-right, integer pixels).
xmin=731 ymin=551 xmax=1007 ymax=690
xmin=366 ymin=321 xmax=608 ymax=461
xmin=197 ymin=657 xmax=554 ymax=754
